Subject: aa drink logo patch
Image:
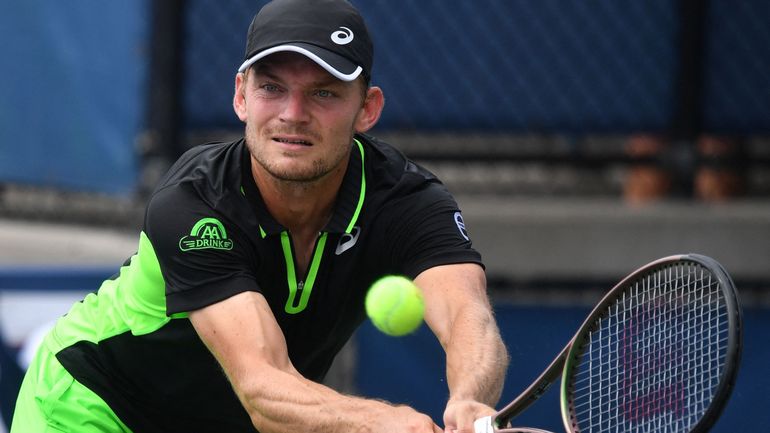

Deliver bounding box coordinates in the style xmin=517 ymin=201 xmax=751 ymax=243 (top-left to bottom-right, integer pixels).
xmin=179 ymin=218 xmax=233 ymax=252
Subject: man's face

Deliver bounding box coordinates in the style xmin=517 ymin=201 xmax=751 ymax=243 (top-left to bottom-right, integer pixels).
xmin=234 ymin=52 xmax=375 ymax=184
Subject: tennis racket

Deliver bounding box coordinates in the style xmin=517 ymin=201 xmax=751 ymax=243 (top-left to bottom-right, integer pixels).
xmin=474 ymin=253 xmax=742 ymax=433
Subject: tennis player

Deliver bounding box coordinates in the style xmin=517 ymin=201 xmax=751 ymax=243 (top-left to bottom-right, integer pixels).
xmin=11 ymin=0 xmax=508 ymax=432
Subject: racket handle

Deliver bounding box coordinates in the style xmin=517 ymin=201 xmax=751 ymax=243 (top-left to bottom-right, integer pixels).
xmin=474 ymin=416 xmax=495 ymax=433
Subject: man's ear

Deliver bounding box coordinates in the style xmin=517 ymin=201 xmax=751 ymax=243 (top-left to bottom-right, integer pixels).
xmin=354 ymin=86 xmax=384 ymax=133
xmin=233 ymin=72 xmax=248 ymax=122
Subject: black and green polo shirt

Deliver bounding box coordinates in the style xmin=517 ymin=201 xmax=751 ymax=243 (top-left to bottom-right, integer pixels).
xmin=45 ymin=134 xmax=482 ymax=432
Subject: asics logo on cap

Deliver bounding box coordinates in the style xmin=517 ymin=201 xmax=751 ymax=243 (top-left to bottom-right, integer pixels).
xmin=331 ymin=26 xmax=354 ymax=45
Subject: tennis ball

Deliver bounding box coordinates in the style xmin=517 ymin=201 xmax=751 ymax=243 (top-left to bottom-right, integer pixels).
xmin=365 ymin=275 xmax=424 ymax=336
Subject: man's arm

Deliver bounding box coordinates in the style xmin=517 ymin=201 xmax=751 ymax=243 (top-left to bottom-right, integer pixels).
xmin=416 ymin=263 xmax=509 ymax=432
xmin=189 ymin=290 xmax=442 ymax=433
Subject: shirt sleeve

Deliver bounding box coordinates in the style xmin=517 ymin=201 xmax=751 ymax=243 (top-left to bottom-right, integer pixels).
xmin=144 ymin=184 xmax=260 ymax=315
xmin=379 ymin=179 xmax=484 ymax=279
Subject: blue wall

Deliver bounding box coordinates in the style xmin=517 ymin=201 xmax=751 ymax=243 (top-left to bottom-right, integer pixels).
xmin=355 ymin=303 xmax=769 ymax=432
xmin=0 ymin=1 xmax=148 ymax=194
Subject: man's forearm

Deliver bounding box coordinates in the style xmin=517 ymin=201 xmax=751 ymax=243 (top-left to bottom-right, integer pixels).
xmin=237 ymin=367 xmax=383 ymax=433
xmin=416 ymin=263 xmax=509 ymax=407
xmin=236 ymin=366 xmax=439 ymax=433
xmin=444 ymin=303 xmax=509 ymax=406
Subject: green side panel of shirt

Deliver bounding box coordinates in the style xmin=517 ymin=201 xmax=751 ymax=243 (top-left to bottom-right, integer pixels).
xmin=45 ymin=231 xmax=184 ymax=353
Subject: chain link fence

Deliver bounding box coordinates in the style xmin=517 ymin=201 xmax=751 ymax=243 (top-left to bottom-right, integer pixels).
xmin=703 ymin=0 xmax=770 ymax=133
xmin=181 ymin=0 xmax=768 ymax=134
xmin=184 ymin=0 xmax=680 ymax=132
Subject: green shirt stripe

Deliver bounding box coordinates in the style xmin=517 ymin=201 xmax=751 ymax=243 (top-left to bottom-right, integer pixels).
xmin=46 ymin=231 xmax=171 ymax=353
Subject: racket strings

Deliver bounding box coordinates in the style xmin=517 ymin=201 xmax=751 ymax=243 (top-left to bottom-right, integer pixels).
xmin=571 ymin=358 xmax=728 ymax=413
xmin=576 ymin=314 xmax=729 ymax=365
xmin=567 ymin=263 xmax=730 ymax=433
xmin=571 ymin=339 xmax=729 ymax=397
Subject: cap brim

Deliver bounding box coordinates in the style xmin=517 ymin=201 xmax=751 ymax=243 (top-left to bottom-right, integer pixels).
xmin=237 ymin=43 xmax=363 ymax=82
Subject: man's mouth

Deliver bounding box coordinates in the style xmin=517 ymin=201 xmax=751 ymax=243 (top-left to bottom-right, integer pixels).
xmin=273 ymin=137 xmax=313 ymax=146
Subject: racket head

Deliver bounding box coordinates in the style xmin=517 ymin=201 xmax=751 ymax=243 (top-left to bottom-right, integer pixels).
xmin=560 ymin=254 xmax=742 ymax=433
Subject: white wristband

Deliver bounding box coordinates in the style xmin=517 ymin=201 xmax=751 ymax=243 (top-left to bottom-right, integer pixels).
xmin=473 ymin=415 xmax=495 ymax=433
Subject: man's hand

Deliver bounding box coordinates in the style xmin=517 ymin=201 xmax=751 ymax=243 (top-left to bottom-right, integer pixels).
xmin=443 ymin=398 xmax=496 ymax=433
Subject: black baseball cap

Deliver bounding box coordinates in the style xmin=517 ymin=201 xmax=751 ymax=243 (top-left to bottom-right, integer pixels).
xmin=238 ymin=0 xmax=373 ymax=82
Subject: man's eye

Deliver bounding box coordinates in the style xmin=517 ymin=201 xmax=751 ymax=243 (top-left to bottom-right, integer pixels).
xmin=316 ymin=89 xmax=334 ymax=98
xmin=262 ymin=84 xmax=279 ymax=92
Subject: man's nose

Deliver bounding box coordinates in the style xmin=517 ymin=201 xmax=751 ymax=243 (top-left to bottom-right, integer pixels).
xmin=279 ymin=92 xmax=311 ymax=123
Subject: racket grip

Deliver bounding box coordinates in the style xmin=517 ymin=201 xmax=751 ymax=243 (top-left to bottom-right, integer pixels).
xmin=474 ymin=416 xmax=495 ymax=433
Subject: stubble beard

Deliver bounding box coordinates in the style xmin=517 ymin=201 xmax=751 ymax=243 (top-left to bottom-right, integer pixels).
xmin=245 ymin=121 xmax=353 ymax=185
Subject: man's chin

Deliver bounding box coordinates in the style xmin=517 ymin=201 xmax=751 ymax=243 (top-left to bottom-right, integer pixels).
xmin=265 ymin=165 xmax=327 ymax=184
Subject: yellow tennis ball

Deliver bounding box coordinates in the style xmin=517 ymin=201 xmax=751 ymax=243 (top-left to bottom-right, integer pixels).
xmin=365 ymin=275 xmax=424 ymax=336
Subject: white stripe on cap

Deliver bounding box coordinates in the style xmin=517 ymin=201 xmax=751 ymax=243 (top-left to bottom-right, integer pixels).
xmin=237 ymin=45 xmax=363 ymax=81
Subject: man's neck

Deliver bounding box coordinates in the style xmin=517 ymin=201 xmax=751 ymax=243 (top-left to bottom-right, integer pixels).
xmin=250 ymin=158 xmax=348 ymax=236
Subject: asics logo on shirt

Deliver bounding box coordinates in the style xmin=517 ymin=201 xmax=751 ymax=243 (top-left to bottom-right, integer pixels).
xmin=335 ymin=226 xmax=361 ymax=255
xmin=454 ymin=212 xmax=470 ymax=241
